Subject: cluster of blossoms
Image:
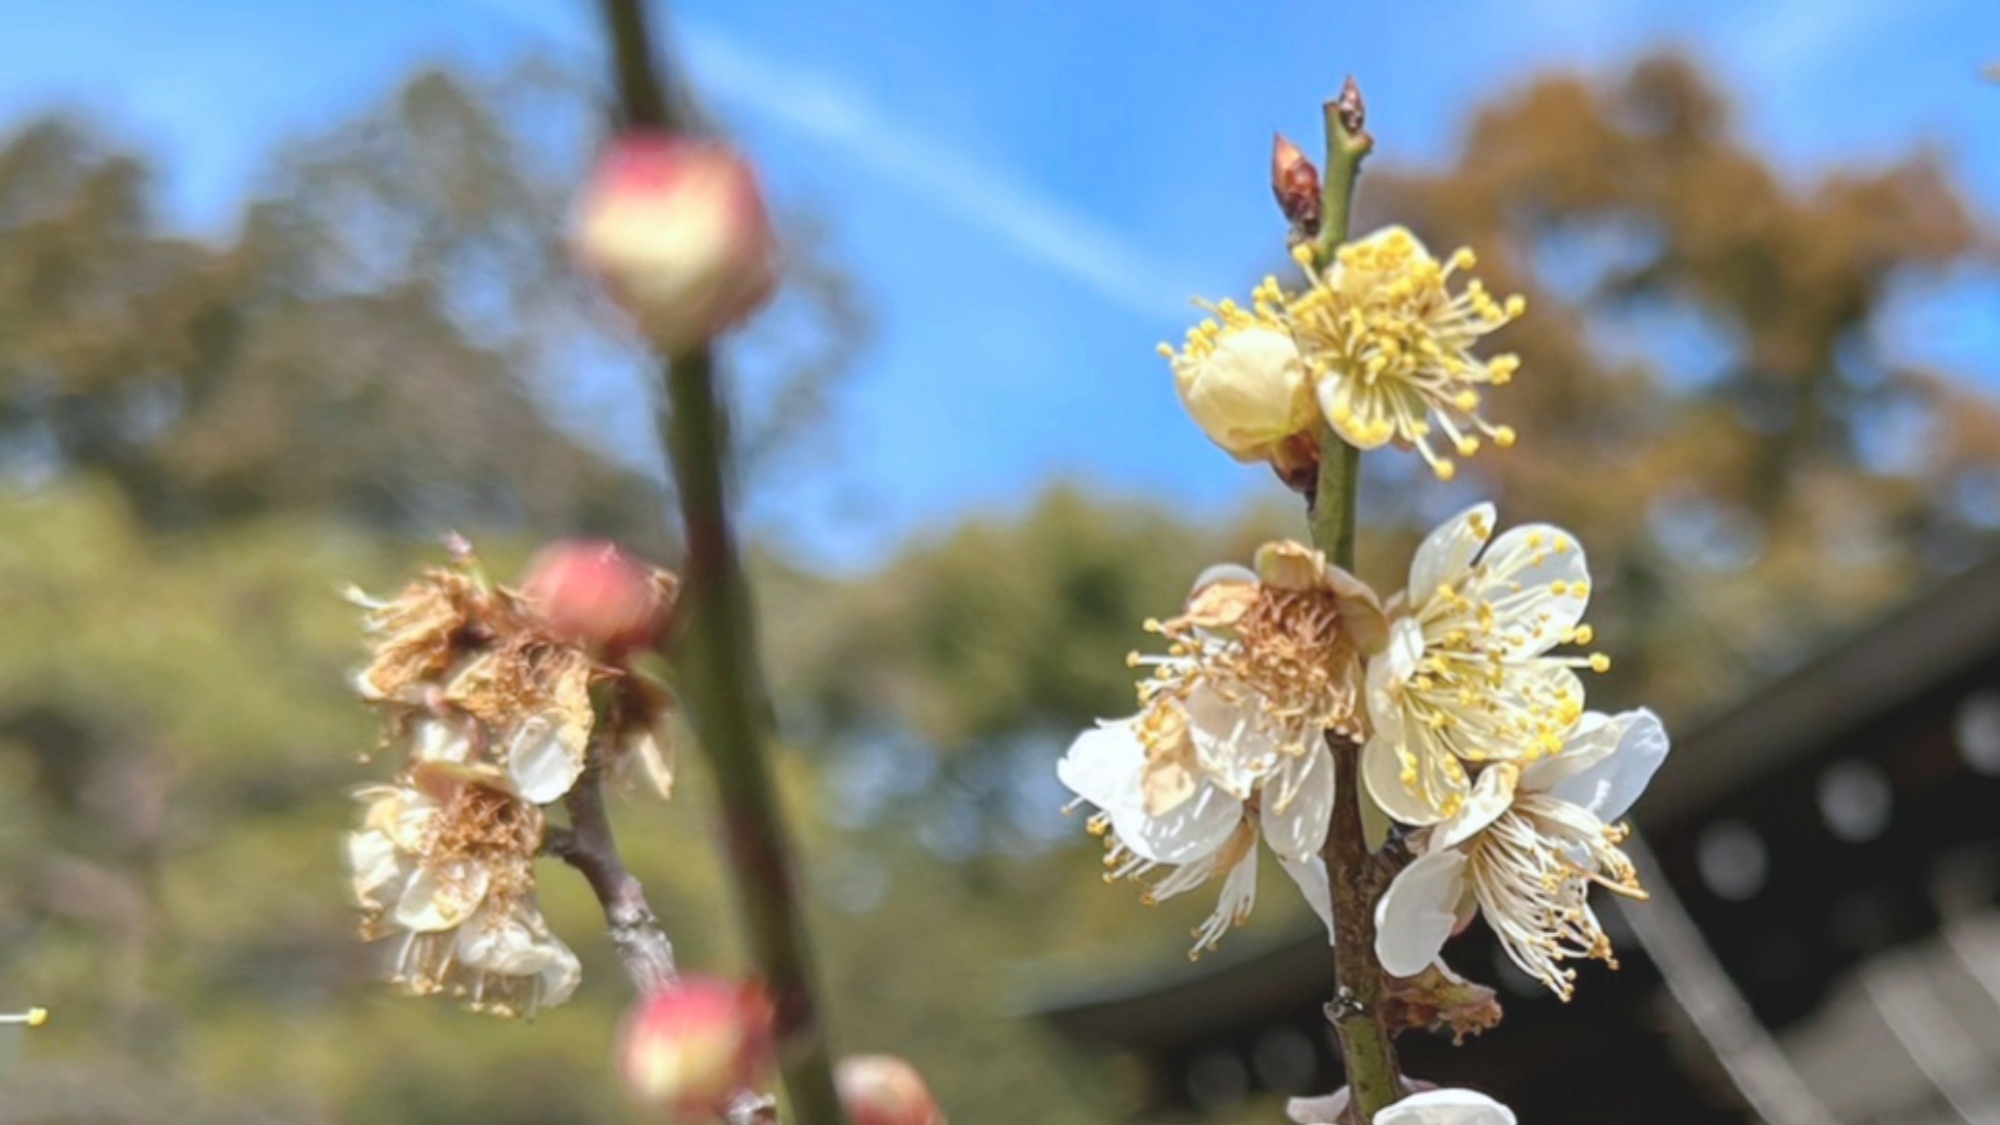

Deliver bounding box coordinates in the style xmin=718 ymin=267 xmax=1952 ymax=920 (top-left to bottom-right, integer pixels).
xmin=1065 ymin=197 xmax=1673 ymax=1037
xmin=344 ymin=540 xmax=678 ymax=1017
xmin=1163 ymin=226 xmax=1525 ymax=483
xmin=1060 ymin=505 xmax=1666 ymax=996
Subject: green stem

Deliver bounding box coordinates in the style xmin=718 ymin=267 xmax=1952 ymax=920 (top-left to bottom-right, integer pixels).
xmin=594 ymin=3 xmax=845 ymax=1123
xmin=1305 ymin=77 xmax=1402 ymax=1123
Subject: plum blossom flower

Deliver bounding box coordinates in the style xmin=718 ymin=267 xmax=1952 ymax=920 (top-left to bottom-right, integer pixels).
xmin=1057 ymin=544 xmax=1385 ymax=954
xmin=347 ymin=766 xmax=580 ymax=1016
xmin=1287 ymin=226 xmax=1524 ymax=481
xmin=1375 ymin=709 xmax=1668 ymax=999
xmin=1362 ymin=503 xmax=1606 ymax=826
xmin=1161 ymin=227 xmax=1522 ymax=482
xmin=1058 ymin=709 xmax=1335 ymax=957
xmin=1289 ymin=1087 xmax=1517 ymax=1125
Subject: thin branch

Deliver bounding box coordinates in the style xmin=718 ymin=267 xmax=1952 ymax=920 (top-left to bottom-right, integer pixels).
xmin=551 ymin=761 xmax=677 ymax=996
xmin=549 ymin=760 xmax=780 ymax=1125
xmin=1303 ymin=76 xmax=1404 ymax=1123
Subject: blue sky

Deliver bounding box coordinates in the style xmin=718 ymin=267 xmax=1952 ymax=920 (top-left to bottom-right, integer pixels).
xmin=2 ymin=0 xmax=1996 ymax=568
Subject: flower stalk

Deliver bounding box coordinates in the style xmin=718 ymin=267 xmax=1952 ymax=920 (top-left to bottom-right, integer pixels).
xmin=1305 ymin=76 xmax=1404 ymax=1123
xmin=592 ymin=3 xmax=845 ymax=1123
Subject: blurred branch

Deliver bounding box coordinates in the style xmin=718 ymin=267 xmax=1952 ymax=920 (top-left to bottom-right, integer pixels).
xmin=549 ymin=756 xmax=678 ymax=996
xmin=549 ymin=750 xmax=780 ymax=1125
xmin=594 ymin=2 xmax=846 ymax=1124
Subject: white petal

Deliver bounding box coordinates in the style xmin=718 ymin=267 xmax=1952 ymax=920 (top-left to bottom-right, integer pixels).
xmin=1373 ymin=1088 xmax=1516 ymax=1125
xmin=1280 ymin=854 xmax=1337 ymax=946
xmin=1409 ymin=502 xmax=1496 ymax=610
xmin=347 ymin=830 xmax=404 ymax=908
xmin=508 ymin=716 xmax=586 ymax=804
xmin=1260 ymin=743 xmax=1336 ymax=860
xmin=1190 ymin=563 xmax=1257 ymax=597
xmin=536 ymin=938 xmax=583 ymax=1007
xmin=1186 ymin=685 xmax=1283 ymax=796
xmin=412 ymin=719 xmax=472 ymax=764
xmin=1374 ymin=850 xmax=1468 ymax=978
xmin=393 ymin=861 xmax=490 ymax=933
xmin=1116 ymin=783 xmax=1243 ymax=866
xmin=1289 ymin=1088 xmax=1351 ymax=1124
xmin=1477 ymin=522 xmax=1589 ymax=658
xmin=1056 ymin=721 xmax=1146 ymax=815
xmin=456 ymin=905 xmax=583 ymax=1009
xmin=1362 ymin=725 xmax=1448 ymax=827
xmin=1384 ymin=617 xmax=1426 ymax=685
xmin=1364 ymin=652 xmax=1407 ymax=745
xmin=1518 ymin=710 xmax=1617 ymax=793
xmin=1433 ymin=764 xmax=1518 ymax=851
xmin=1546 ymin=707 xmax=1669 ymax=822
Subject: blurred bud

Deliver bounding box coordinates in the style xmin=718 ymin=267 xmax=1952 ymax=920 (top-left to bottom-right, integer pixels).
xmin=574 ymin=133 xmax=779 ymax=351
xmin=617 ymin=978 xmax=775 ymax=1121
xmin=1170 ymin=326 xmax=1318 ymax=463
xmin=836 ymin=1055 xmax=946 ymax=1125
xmin=1271 ymin=133 xmax=1321 ymax=238
xmin=522 ymin=539 xmax=673 ymax=654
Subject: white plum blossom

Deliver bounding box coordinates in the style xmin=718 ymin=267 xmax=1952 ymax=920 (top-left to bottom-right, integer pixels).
xmin=1059 ymin=705 xmax=1336 ymax=956
xmin=1057 ymin=543 xmax=1388 ymax=955
xmin=1362 ymin=503 xmax=1606 ymax=827
xmin=1375 ymin=709 xmax=1668 ymax=998
xmin=348 ymin=770 xmax=580 ymax=1017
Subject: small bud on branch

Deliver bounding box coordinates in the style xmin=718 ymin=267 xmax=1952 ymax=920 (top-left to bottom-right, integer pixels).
xmin=618 ymin=978 xmax=779 ymax=1122
xmin=1272 ymin=133 xmax=1322 ymax=241
xmin=835 ymin=1055 xmax=946 ymax=1125
xmin=574 ymin=133 xmax=780 ymax=353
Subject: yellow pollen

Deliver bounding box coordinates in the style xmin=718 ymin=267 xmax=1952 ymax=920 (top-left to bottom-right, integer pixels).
xmin=1589 ymin=654 xmax=1611 ymax=673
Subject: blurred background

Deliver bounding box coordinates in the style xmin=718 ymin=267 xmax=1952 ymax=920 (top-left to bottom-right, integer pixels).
xmin=0 ymin=1 xmax=1997 ymax=1122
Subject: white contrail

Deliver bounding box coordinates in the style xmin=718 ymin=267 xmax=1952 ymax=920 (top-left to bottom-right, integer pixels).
xmin=675 ymin=22 xmax=1193 ymax=320
xmin=455 ymin=0 xmax=1195 ymax=320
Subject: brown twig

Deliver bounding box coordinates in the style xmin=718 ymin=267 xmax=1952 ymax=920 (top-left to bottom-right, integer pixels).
xmin=1302 ymin=76 xmax=1404 ymax=1122
xmin=548 ymin=753 xmax=780 ymax=1125
xmin=549 ymin=758 xmax=678 ymax=996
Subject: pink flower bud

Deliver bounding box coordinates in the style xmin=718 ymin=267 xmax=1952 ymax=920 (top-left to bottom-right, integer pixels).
xmin=521 ymin=539 xmax=670 ymax=654
xmin=836 ymin=1055 xmax=946 ymax=1125
xmin=617 ymin=978 xmax=775 ymax=1122
xmin=574 ymin=132 xmax=779 ymax=351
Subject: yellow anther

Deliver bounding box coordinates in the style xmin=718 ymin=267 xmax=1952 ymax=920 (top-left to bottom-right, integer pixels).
xmin=1494 ymin=426 xmax=1517 ymax=448
xmin=1588 ymin=654 xmax=1611 ymax=673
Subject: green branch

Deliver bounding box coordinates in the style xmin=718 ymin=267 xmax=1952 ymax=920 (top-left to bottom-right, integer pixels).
xmin=594 ymin=3 xmax=845 ymax=1123
xmin=1305 ymin=76 xmax=1402 ymax=1123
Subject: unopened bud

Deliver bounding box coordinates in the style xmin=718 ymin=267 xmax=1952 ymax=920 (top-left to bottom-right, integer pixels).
xmin=617 ymin=978 xmax=775 ymax=1122
xmin=836 ymin=1055 xmax=946 ymax=1125
xmin=1271 ymin=133 xmax=1321 ymax=239
xmin=574 ymin=133 xmax=779 ymax=352
xmin=1171 ymin=327 xmax=1318 ymax=463
xmin=522 ymin=539 xmax=674 ymax=654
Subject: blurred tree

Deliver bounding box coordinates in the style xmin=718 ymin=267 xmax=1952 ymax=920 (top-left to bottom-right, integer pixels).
xmin=0 ymin=62 xmax=865 ymax=541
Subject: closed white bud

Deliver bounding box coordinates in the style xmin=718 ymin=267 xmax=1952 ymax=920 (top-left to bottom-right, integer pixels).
xmin=1169 ymin=324 xmax=1316 ymax=462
